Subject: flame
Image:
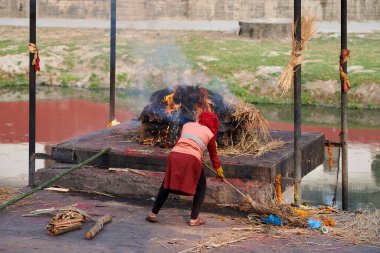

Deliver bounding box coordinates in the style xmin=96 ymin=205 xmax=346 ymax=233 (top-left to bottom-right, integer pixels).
xmin=196 ymin=88 xmax=212 ymax=113
xmin=107 ymin=119 xmax=120 ymax=127
xmin=163 ymin=92 xmax=181 ymax=115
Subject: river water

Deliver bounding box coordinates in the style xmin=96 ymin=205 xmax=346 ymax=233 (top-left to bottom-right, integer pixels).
xmin=0 ymin=88 xmax=379 ymax=211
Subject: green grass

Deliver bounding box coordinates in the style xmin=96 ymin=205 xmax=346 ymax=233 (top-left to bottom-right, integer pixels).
xmin=59 ymin=74 xmax=81 ymax=87
xmin=180 ymin=33 xmax=380 ymax=85
xmin=0 ymin=40 xmax=25 ymax=56
xmin=89 ymin=73 xmax=101 ymax=90
xmin=1 ymin=29 xmax=379 ymax=108
xmin=0 ymin=71 xmax=27 ymax=87
xmin=178 ymin=33 xmax=380 ymax=107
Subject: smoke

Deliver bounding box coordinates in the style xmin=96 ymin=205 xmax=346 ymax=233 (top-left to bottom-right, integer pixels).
xmin=118 ymin=32 xmax=231 ymax=113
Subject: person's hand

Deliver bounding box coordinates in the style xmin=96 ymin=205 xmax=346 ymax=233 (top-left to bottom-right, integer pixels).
xmin=216 ymin=166 xmax=225 ymax=181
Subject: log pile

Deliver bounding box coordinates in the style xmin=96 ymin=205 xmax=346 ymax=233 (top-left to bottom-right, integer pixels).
xmin=46 ymin=209 xmax=86 ymax=236
xmin=136 ymin=85 xmax=282 ymax=155
xmin=137 ymin=85 xmax=233 ymax=148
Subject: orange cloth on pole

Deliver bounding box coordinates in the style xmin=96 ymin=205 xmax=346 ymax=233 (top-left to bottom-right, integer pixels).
xmin=339 ymin=49 xmax=350 ymax=93
xmin=28 ymin=43 xmax=40 ymax=72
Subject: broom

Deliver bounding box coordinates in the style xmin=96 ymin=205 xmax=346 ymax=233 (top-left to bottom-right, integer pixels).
xmin=204 ymin=163 xmax=271 ymax=214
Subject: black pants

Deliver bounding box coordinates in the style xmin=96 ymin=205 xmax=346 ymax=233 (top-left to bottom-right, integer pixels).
xmin=152 ymin=168 xmax=206 ymax=219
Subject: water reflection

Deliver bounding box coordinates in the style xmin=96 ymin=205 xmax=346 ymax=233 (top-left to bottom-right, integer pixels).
xmin=302 ymin=144 xmax=380 ymax=210
xmin=0 ymin=143 xmax=45 ymax=187
xmin=371 ymin=153 xmax=380 ymax=187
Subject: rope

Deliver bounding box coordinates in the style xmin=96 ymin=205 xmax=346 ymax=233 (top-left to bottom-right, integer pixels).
xmin=339 ymin=49 xmax=350 ymax=93
xmin=28 ymin=43 xmax=40 ymax=72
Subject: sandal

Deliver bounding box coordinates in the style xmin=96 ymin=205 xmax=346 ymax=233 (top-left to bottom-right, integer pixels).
xmin=188 ymin=218 xmax=206 ymax=226
xmin=145 ymin=213 xmax=158 ymax=223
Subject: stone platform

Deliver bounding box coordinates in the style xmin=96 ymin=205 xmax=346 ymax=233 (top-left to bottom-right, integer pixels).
xmin=50 ymin=120 xmax=325 ymax=184
xmin=35 ymin=120 xmax=324 ymax=203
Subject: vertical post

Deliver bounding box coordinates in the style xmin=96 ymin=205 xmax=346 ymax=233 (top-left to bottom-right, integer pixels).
xmin=293 ymin=0 xmax=302 ymax=205
xmin=341 ymin=0 xmax=349 ymax=210
xmin=28 ymin=0 xmax=36 ymax=186
xmin=109 ymin=0 xmax=116 ymax=122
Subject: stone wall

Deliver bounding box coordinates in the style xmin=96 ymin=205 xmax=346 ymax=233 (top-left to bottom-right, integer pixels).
xmin=1 ymin=0 xmax=379 ymax=21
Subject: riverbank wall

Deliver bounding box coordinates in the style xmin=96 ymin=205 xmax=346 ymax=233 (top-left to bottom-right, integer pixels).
xmin=1 ymin=0 xmax=380 ymax=21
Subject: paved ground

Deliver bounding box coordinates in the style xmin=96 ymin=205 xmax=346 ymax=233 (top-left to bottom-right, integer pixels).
xmin=0 ymin=189 xmax=378 ymax=253
xmin=1 ymin=18 xmax=380 ymax=33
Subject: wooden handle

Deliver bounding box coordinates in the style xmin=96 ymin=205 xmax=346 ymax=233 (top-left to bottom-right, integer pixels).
xmin=204 ymin=163 xmax=246 ymax=198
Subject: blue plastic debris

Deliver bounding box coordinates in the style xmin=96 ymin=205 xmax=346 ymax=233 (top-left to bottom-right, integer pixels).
xmin=308 ymin=219 xmax=322 ymax=229
xmin=261 ymin=214 xmax=282 ymax=226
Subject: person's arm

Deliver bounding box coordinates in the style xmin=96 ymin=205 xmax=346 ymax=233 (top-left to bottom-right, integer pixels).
xmin=207 ymin=137 xmax=221 ymax=170
xmin=207 ymin=137 xmax=224 ymax=179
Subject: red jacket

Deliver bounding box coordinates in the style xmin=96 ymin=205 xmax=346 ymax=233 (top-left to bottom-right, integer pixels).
xmin=163 ymin=122 xmax=221 ymax=195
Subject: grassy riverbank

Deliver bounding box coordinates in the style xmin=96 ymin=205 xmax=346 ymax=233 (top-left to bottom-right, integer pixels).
xmin=0 ymin=27 xmax=379 ymax=108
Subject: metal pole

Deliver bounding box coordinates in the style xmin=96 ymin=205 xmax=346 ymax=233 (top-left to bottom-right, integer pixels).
xmin=293 ymin=0 xmax=302 ymax=205
xmin=341 ymin=0 xmax=349 ymax=210
xmin=28 ymin=0 xmax=36 ymax=186
xmin=109 ymin=0 xmax=116 ymax=122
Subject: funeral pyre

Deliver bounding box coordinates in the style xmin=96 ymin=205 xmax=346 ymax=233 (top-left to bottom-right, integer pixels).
xmin=136 ymin=85 xmax=283 ymax=155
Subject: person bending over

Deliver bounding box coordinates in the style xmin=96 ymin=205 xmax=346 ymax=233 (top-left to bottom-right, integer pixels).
xmin=145 ymin=111 xmax=224 ymax=226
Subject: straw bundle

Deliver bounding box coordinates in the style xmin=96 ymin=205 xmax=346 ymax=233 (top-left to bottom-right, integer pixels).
xmin=46 ymin=209 xmax=86 ymax=236
xmin=278 ymin=14 xmax=317 ymax=94
xmin=220 ymin=98 xmax=285 ymax=156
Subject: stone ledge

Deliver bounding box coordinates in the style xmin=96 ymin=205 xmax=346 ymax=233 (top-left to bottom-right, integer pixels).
xmin=34 ymin=166 xmax=274 ymax=205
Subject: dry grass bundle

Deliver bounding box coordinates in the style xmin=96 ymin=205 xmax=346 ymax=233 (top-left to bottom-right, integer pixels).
xmin=278 ymin=14 xmax=317 ymax=94
xmin=220 ymin=98 xmax=285 ymax=156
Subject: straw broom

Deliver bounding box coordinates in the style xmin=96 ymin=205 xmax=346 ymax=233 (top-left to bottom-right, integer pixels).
xmin=278 ymin=14 xmax=317 ymax=94
xmin=204 ymin=163 xmax=271 ymax=214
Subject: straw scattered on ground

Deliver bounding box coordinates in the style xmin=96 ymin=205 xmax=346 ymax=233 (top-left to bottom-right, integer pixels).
xmin=0 ymin=187 xmax=18 ymax=203
xmin=181 ymin=205 xmax=379 ymax=252
xmin=333 ymin=205 xmax=380 ymax=245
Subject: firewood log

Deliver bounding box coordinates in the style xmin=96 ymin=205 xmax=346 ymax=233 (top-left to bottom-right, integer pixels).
xmin=85 ymin=214 xmax=112 ymax=239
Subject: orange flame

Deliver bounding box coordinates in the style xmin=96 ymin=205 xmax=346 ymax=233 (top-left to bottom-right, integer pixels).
xmin=196 ymin=88 xmax=212 ymax=113
xmin=163 ymin=92 xmax=181 ymax=115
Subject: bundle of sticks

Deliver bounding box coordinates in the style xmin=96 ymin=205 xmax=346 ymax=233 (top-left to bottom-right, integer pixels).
xmin=46 ymin=209 xmax=86 ymax=236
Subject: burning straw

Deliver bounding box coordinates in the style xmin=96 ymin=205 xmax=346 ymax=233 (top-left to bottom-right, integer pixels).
xmin=135 ymin=85 xmax=284 ymax=156
xmin=278 ymin=14 xmax=316 ymax=94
